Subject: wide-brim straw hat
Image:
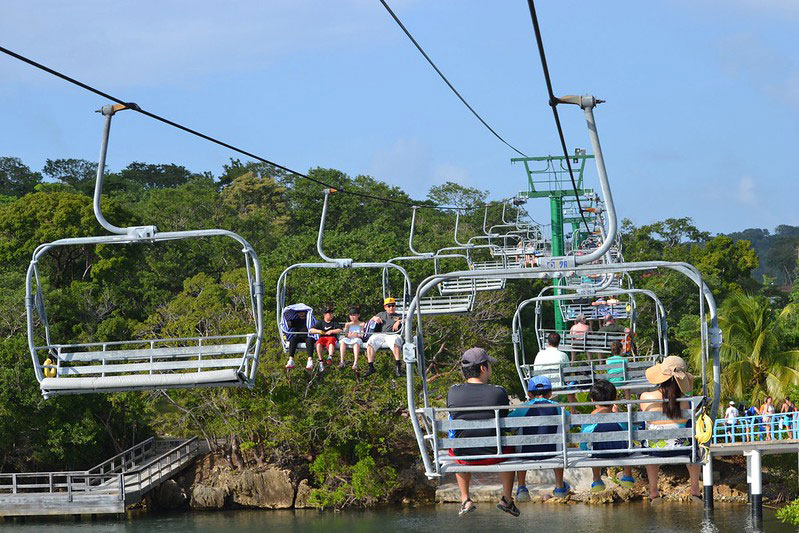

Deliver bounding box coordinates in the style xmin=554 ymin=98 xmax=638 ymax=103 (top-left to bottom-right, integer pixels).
xmin=645 ymin=355 xmax=694 ymax=394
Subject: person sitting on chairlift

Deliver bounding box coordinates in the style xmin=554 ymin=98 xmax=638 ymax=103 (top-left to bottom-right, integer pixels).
xmin=339 ymin=306 xmax=366 ymax=370
xmin=532 ymin=332 xmax=572 ymax=399
xmin=364 ymin=297 xmax=405 ymax=378
xmin=446 ymin=348 xmax=519 ymax=517
xmin=510 ymin=375 xmax=571 ymax=502
xmin=599 ymin=315 xmax=625 ymax=334
xmin=307 ymin=306 xmax=342 ymax=373
xmin=283 ymin=305 xmax=314 ymax=370
xmin=580 ymin=379 xmax=635 ymax=492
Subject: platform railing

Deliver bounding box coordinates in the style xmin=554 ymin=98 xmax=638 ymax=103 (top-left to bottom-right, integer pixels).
xmin=0 ymin=472 xmax=124 ymax=501
xmin=712 ymin=411 xmax=799 ymax=444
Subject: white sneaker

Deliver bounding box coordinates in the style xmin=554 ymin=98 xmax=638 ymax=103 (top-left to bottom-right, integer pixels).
xmin=285 ymin=357 xmax=295 ymax=370
xmin=318 ymin=361 xmax=325 ymax=373
xmin=305 ymin=358 xmax=314 ymax=371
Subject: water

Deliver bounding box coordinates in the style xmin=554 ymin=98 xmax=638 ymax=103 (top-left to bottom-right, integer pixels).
xmin=2 ymin=503 xmax=791 ymax=532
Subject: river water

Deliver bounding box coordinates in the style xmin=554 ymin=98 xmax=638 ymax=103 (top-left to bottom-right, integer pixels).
xmin=3 ymin=503 xmax=791 ymax=532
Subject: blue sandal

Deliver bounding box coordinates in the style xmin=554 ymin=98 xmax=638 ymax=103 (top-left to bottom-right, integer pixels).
xmin=591 ymin=480 xmax=606 ymax=492
xmin=553 ymin=481 xmax=571 ymax=497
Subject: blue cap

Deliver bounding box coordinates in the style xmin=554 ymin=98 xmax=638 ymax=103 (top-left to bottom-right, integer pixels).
xmin=528 ymin=375 xmax=552 ymax=392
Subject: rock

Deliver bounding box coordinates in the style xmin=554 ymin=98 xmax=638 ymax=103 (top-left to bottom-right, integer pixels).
xmin=229 ymin=467 xmax=295 ymax=509
xmin=152 ymin=479 xmax=186 ymax=509
xmin=295 ymin=479 xmax=312 ymax=509
xmin=715 ymin=484 xmax=747 ymax=502
xmin=190 ymin=484 xmax=227 ymax=510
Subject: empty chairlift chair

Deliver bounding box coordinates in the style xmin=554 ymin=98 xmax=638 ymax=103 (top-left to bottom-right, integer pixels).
xmin=28 ymin=105 xmax=264 ymax=398
xmin=384 ymin=207 xmax=475 ymax=316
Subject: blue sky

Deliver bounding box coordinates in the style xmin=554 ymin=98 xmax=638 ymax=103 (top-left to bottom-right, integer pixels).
xmin=1 ymin=0 xmax=797 ymax=234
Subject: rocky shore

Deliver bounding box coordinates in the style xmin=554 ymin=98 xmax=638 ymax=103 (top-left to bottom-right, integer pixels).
xmin=144 ymin=453 xmax=790 ymax=511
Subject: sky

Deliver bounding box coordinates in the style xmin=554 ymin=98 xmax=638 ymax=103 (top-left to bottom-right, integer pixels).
xmin=1 ymin=0 xmax=797 ymax=235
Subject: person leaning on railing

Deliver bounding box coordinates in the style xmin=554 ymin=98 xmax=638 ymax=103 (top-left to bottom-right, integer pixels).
xmin=446 ymin=348 xmax=519 ymax=518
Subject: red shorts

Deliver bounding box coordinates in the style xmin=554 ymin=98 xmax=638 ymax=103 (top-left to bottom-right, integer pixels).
xmin=315 ymin=336 xmax=337 ymax=349
xmin=449 ymin=447 xmax=512 ymax=465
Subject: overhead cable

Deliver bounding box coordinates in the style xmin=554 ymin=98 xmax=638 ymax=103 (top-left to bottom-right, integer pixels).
xmin=379 ymin=0 xmax=529 ymax=158
xmin=525 ymin=1 xmax=592 ymax=235
xmin=0 ymin=44 xmax=475 ymax=211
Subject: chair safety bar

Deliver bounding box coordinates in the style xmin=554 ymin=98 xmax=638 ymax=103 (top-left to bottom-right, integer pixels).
xmin=418 ymin=398 xmax=701 ymax=477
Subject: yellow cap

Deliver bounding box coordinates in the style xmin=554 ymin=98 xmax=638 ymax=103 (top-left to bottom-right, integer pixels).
xmin=384 ymin=297 xmax=396 ymax=305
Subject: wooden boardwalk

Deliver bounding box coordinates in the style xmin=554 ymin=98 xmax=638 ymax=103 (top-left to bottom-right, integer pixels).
xmin=0 ymin=437 xmax=199 ymax=517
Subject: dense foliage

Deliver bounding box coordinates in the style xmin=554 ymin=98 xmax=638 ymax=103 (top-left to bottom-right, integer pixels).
xmin=0 ymin=156 xmax=797 ymax=506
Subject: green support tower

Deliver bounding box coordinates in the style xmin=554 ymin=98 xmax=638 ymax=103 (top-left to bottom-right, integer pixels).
xmin=511 ymin=153 xmax=594 ymax=331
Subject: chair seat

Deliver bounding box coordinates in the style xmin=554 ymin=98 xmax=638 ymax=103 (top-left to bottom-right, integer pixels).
xmin=41 ymin=369 xmax=243 ymax=395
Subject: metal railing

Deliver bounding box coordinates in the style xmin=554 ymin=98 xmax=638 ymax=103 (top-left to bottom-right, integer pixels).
xmin=0 ymin=437 xmax=197 ymax=507
xmin=124 ymin=437 xmax=199 ymax=496
xmin=712 ymin=411 xmax=799 ymax=444
xmin=0 ymin=472 xmax=125 ymax=502
xmin=419 ymin=397 xmax=701 ymax=476
xmin=85 ymin=437 xmax=156 ymax=477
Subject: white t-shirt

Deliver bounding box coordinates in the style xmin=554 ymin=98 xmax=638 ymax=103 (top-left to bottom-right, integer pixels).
xmin=533 ymin=346 xmax=570 ymax=386
xmin=725 ymin=406 xmax=739 ymax=424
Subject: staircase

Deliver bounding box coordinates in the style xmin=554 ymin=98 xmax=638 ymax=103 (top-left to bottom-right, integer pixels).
xmin=0 ymin=437 xmax=199 ymax=516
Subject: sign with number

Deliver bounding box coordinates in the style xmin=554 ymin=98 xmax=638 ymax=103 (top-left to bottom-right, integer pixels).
xmin=543 ymin=256 xmax=575 ymax=270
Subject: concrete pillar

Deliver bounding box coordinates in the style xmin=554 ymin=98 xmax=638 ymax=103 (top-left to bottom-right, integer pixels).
xmin=746 ymin=453 xmax=752 ymax=503
xmin=703 ymin=455 xmax=714 ymax=510
xmin=750 ymin=450 xmax=762 ymax=520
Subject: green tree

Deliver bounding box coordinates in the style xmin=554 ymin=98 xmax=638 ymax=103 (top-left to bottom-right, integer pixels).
xmin=427 ymin=181 xmax=487 ymax=209
xmin=0 ymin=157 xmax=42 ymax=197
xmin=690 ymin=293 xmax=799 ymax=406
xmin=43 ymin=158 xmax=98 ymax=195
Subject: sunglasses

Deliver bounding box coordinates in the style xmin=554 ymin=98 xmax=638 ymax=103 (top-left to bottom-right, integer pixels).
xmin=385 ymin=303 xmax=396 ymax=307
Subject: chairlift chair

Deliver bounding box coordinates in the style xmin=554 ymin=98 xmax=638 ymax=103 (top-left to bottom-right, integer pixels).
xmin=402 ymin=260 xmax=721 ymax=479
xmin=380 ymin=207 xmax=477 ymax=314
xmin=515 ymin=287 xmax=670 ymax=394
xmin=276 ymin=189 xmax=415 ymax=362
xmin=28 ymin=105 xmax=264 ymax=398
xmin=401 ymin=95 xmax=723 ymax=478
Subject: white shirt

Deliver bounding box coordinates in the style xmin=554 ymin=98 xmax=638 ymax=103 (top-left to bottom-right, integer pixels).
xmin=533 ymin=346 xmax=570 ymax=386
xmin=725 ymin=406 xmax=739 ymax=423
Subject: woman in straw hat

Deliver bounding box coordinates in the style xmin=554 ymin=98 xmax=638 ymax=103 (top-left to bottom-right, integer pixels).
xmin=640 ymin=355 xmax=702 ymax=504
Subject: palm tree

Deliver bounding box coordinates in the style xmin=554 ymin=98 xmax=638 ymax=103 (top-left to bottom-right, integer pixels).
xmin=691 ymin=293 xmax=799 ymax=407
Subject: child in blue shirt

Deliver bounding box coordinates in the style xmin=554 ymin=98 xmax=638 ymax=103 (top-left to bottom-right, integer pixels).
xmin=581 ymin=379 xmax=635 ymax=491
xmin=510 ymin=375 xmax=570 ymax=501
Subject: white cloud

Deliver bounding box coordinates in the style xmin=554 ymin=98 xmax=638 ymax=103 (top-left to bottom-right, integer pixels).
xmin=736 ymin=175 xmax=758 ymax=206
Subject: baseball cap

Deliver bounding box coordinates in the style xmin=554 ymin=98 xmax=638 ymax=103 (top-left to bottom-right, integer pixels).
xmin=528 ymin=375 xmax=552 ymax=392
xmin=384 ymin=297 xmax=396 ymax=306
xmin=729 ymin=401 xmax=735 ymax=406
xmin=460 ymin=347 xmax=497 ymax=368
